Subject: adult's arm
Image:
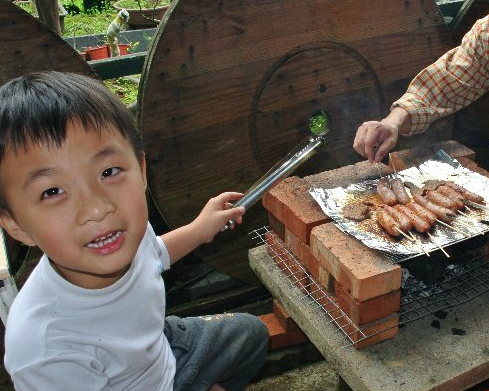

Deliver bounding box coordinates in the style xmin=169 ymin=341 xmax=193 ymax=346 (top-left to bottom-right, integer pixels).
xmin=354 ymin=15 xmax=489 ymax=162
xmin=393 ymin=14 xmax=489 ymax=135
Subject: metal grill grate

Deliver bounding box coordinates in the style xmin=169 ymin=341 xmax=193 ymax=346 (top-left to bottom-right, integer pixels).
xmin=250 ymin=226 xmax=489 ymax=347
xmin=250 ymin=226 xmax=398 ymax=347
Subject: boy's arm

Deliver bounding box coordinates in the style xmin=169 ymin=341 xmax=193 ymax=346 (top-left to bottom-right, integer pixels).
xmin=161 ymin=192 xmax=245 ymax=265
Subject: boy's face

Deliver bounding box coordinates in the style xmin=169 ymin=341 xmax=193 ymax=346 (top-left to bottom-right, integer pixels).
xmin=0 ymin=121 xmax=148 ymax=289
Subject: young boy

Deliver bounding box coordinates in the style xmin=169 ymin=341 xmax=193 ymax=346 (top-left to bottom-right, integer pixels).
xmin=0 ymin=71 xmax=269 ymax=391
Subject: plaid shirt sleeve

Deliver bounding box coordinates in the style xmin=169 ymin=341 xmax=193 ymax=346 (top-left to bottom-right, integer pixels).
xmin=392 ymin=15 xmax=489 ymax=136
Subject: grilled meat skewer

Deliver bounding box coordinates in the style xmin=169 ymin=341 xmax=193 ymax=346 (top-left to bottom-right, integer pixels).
xmin=406 ymin=201 xmax=437 ymax=225
xmin=394 ymin=204 xmax=431 ymax=233
xmin=425 ymin=190 xmax=459 ymax=210
xmin=391 ymin=178 xmax=410 ymax=205
xmin=376 ymin=209 xmax=401 ymax=237
xmin=436 ymin=186 xmax=464 ymax=209
xmin=404 ymin=181 xmax=423 ymax=197
xmin=444 ymin=182 xmax=486 ymax=205
xmin=383 ymin=205 xmax=413 ymax=232
xmin=413 ymin=195 xmax=456 ymax=223
xmin=377 ymin=178 xmax=397 ymax=206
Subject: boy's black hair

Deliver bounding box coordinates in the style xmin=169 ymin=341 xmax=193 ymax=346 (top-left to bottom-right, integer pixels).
xmin=0 ymin=71 xmax=144 ymax=214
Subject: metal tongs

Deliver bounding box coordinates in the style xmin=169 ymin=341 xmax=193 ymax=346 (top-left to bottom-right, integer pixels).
xmin=222 ymin=113 xmax=331 ymax=231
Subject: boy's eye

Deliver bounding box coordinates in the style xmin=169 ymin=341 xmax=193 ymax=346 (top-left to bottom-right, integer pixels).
xmin=41 ymin=188 xmax=64 ymax=199
xmin=102 ymin=167 xmax=121 ymax=178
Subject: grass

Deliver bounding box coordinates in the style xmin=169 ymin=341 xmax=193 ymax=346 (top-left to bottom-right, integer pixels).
xmin=115 ymin=0 xmax=169 ymax=9
xmin=15 ymin=0 xmax=142 ymax=105
xmin=64 ymin=9 xmax=115 ymax=38
xmin=104 ymin=77 xmax=139 ymax=105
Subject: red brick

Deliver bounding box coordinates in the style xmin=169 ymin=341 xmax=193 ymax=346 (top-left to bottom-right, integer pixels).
xmin=311 ymin=223 xmax=402 ymax=302
xmin=265 ymin=232 xmax=309 ymax=292
xmin=273 ymin=299 xmax=299 ymax=331
xmin=318 ymin=265 xmax=335 ymax=292
xmin=258 ymin=313 xmax=308 ymax=350
xmin=458 ymin=157 xmax=489 ymax=178
xmin=304 ymin=161 xmax=393 ymax=189
xmin=268 ymin=212 xmax=285 ymax=241
xmin=347 ymin=314 xmax=399 ymax=350
xmin=262 ymin=176 xmax=329 ymax=244
xmin=388 ymin=140 xmax=475 ymax=172
xmin=335 ymin=281 xmax=400 ymax=325
xmin=284 ymin=228 xmax=334 ymax=292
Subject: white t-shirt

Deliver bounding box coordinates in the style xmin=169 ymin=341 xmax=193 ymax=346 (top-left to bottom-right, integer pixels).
xmin=4 ymin=222 xmax=176 ymax=391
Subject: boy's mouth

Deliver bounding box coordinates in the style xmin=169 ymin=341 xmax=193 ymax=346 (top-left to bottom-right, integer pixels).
xmin=87 ymin=231 xmax=122 ymax=248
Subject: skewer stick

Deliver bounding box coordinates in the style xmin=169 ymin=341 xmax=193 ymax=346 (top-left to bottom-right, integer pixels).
xmin=435 ymin=218 xmax=471 ymax=237
xmin=376 ymin=163 xmax=383 ymax=179
xmin=426 ymin=231 xmax=450 ymax=258
xmin=457 ymin=210 xmax=470 ymax=218
xmin=395 ymin=227 xmax=415 ymax=242
xmin=464 ymin=204 xmax=474 ymax=212
xmin=453 ymin=219 xmax=484 ymax=236
xmin=407 ymin=230 xmax=430 ymax=256
xmin=389 ymin=153 xmax=398 ymax=175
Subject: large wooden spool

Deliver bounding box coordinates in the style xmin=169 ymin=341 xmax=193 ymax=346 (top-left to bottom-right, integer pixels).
xmin=0 ymin=0 xmax=95 ymax=264
xmin=140 ymin=0 xmax=454 ymax=284
xmin=0 ymin=0 xmax=95 ymax=85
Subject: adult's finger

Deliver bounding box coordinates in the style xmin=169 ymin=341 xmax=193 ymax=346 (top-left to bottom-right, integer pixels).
xmin=353 ymin=123 xmax=368 ymax=158
xmin=364 ymin=125 xmax=382 ymax=163
xmin=374 ymin=135 xmax=396 ymax=163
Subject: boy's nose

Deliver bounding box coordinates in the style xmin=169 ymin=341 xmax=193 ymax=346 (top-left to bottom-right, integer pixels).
xmin=77 ymin=190 xmax=115 ymax=225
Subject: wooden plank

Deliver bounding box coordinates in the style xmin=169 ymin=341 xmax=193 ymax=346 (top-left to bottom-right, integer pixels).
xmin=140 ymin=0 xmax=453 ymax=284
xmin=89 ymin=52 xmax=147 ymax=79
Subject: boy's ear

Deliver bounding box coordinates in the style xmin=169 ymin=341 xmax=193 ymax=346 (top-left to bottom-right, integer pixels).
xmin=140 ymin=152 xmax=147 ymax=190
xmin=0 ymin=214 xmax=36 ymax=247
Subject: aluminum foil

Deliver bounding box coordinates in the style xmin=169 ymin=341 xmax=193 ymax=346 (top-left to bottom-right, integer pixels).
xmin=309 ymin=159 xmax=489 ymax=258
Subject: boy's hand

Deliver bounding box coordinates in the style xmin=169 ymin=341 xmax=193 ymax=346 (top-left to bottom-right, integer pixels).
xmin=194 ymin=192 xmax=246 ymax=243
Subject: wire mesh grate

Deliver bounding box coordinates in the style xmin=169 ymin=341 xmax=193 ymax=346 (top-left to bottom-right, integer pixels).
xmin=250 ymin=226 xmax=489 ymax=346
xmin=250 ymin=226 xmax=398 ymax=347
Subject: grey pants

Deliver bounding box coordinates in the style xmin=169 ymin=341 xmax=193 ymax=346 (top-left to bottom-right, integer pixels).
xmin=164 ymin=313 xmax=269 ymax=391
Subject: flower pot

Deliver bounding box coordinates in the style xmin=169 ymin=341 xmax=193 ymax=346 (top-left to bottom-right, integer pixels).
xmin=114 ymin=2 xmax=168 ymax=28
xmin=117 ymin=43 xmax=131 ymax=55
xmin=85 ymin=45 xmax=110 ymax=61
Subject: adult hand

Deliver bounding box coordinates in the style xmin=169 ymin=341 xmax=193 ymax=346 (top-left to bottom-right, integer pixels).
xmin=353 ymin=121 xmax=398 ymax=163
xmin=353 ymin=107 xmax=410 ymax=163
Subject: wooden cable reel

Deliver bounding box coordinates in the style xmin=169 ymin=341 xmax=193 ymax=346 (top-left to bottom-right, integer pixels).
xmin=0 ymin=0 xmax=96 ymax=266
xmin=0 ymin=0 xmax=95 ymax=86
xmin=139 ymin=0 xmax=452 ymax=284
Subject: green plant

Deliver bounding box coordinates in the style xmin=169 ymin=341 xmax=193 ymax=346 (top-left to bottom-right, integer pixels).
xmin=309 ymin=111 xmax=330 ymax=136
xmin=104 ymin=77 xmax=139 ymax=105
xmin=128 ymin=41 xmax=140 ymax=53
xmin=63 ymin=8 xmax=114 ymax=37
xmin=116 ymin=0 xmax=170 ymax=9
xmin=16 ymin=1 xmax=36 ymax=15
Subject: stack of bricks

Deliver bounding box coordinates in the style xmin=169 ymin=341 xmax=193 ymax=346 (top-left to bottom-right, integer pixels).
xmin=258 ymin=299 xmax=309 ymax=350
xmin=261 ymin=140 xmax=477 ymax=349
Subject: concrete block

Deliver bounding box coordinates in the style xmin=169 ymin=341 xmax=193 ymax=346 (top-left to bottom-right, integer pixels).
xmin=262 ymin=176 xmax=329 ymax=244
xmin=335 ymin=281 xmax=400 ymax=325
xmin=311 ymin=223 xmax=401 ymax=302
